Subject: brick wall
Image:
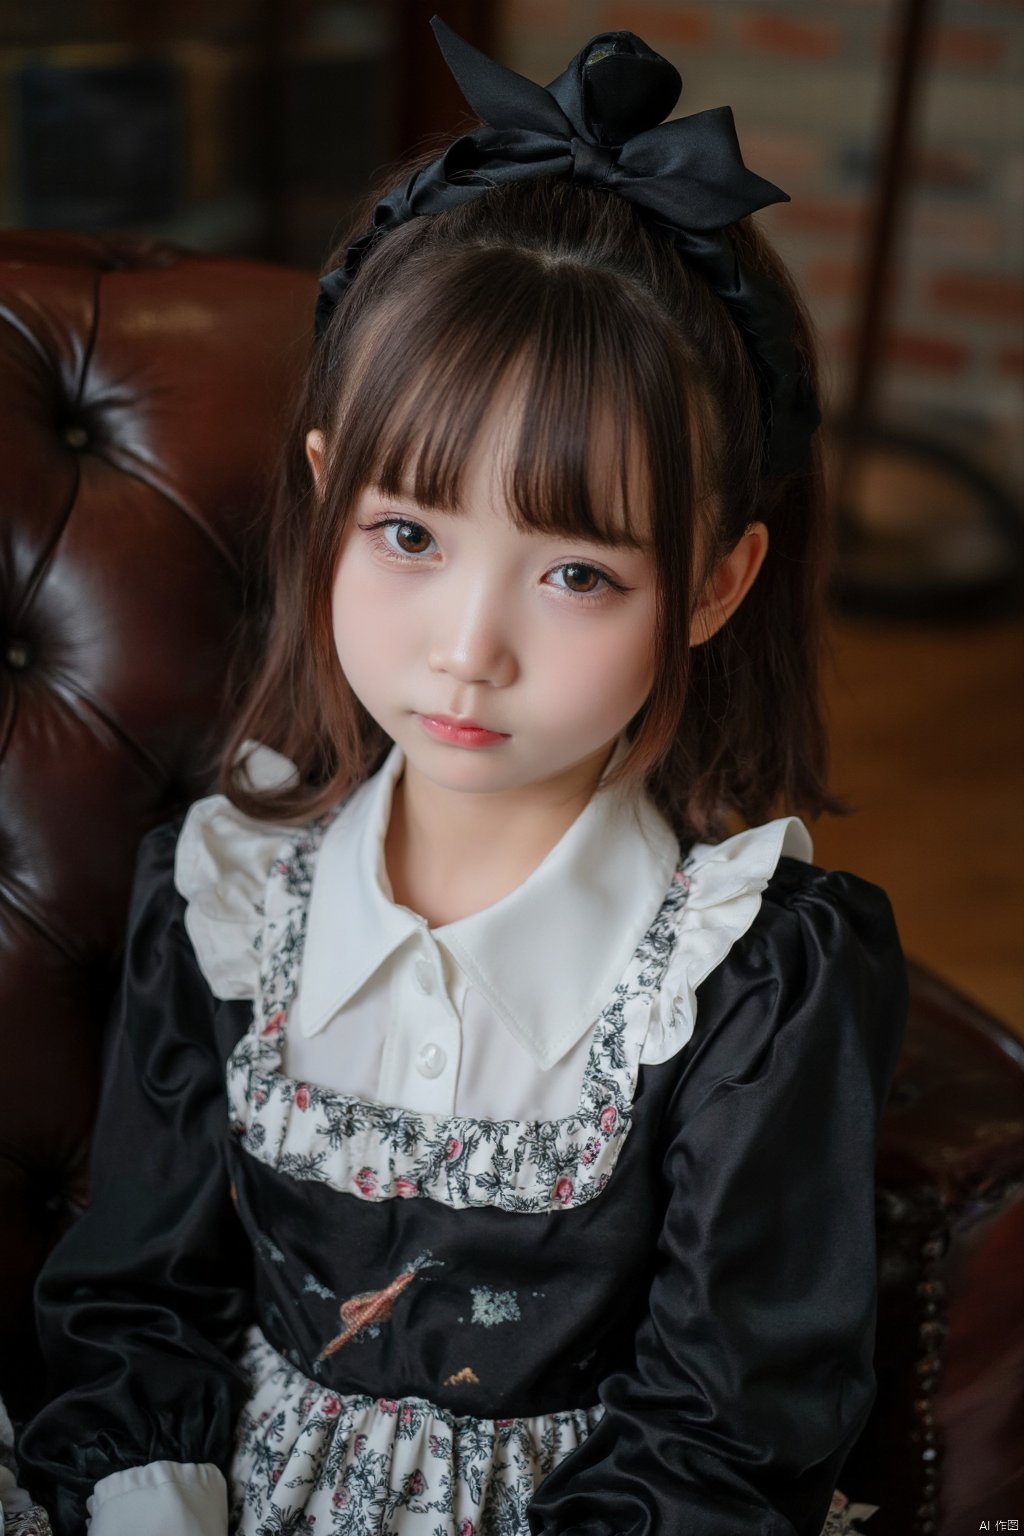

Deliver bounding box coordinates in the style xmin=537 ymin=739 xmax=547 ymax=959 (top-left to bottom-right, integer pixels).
xmin=499 ymin=0 xmax=1024 ymax=492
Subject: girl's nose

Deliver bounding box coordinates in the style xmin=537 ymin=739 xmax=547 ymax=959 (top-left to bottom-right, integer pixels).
xmin=427 ymin=590 xmax=518 ymax=689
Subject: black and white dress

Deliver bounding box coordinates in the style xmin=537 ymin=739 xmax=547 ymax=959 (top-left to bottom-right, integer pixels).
xmin=19 ymin=746 xmax=906 ymax=1536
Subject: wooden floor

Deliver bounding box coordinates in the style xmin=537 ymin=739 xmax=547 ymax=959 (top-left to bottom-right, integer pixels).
xmin=811 ymin=614 xmax=1024 ymax=1038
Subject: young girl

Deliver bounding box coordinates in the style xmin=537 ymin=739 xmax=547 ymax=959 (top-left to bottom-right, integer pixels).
xmin=19 ymin=19 xmax=906 ymax=1536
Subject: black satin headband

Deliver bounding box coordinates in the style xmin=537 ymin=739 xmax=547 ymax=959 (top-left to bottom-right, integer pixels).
xmin=316 ymin=16 xmax=821 ymax=476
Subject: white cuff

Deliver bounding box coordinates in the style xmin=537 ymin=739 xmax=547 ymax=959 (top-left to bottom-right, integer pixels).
xmin=86 ymin=1462 xmax=227 ymax=1536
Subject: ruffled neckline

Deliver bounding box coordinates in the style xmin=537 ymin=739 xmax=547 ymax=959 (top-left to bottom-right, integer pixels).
xmin=173 ymin=747 xmax=812 ymax=1213
xmin=224 ymin=808 xmax=692 ymax=1213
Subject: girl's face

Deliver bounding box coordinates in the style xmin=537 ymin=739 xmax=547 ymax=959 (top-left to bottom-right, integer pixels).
xmin=326 ymin=396 xmax=659 ymax=805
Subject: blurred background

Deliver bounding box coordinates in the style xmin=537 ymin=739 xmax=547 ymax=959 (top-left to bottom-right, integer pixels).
xmin=1 ymin=0 xmax=1021 ymax=1033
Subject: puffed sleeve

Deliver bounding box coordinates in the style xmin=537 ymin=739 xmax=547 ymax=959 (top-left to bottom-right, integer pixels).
xmin=528 ymin=858 xmax=907 ymax=1536
xmin=17 ymin=819 xmax=257 ymax=1536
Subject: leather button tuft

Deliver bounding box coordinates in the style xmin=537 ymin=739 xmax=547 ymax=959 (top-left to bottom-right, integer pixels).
xmin=416 ymin=1042 xmax=446 ymax=1079
xmin=5 ymin=639 xmax=32 ymax=670
xmin=63 ymin=425 xmax=89 ymax=450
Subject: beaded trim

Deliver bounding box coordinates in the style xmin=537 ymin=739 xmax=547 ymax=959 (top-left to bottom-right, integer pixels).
xmin=225 ymin=813 xmax=693 ymax=1213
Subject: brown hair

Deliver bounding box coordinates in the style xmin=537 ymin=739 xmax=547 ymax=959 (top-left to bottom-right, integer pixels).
xmin=220 ymin=166 xmax=842 ymax=845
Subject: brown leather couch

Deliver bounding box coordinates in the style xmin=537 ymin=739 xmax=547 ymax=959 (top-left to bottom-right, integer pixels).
xmin=1 ymin=231 xmax=1022 ymax=1536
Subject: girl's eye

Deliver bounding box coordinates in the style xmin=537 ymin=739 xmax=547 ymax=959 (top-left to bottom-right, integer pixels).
xmin=391 ymin=521 xmax=434 ymax=555
xmin=361 ymin=518 xmax=437 ymax=558
xmin=548 ymin=563 xmax=618 ymax=598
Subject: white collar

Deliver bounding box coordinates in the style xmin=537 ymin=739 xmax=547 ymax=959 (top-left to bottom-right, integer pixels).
xmin=299 ymin=741 xmax=681 ymax=1069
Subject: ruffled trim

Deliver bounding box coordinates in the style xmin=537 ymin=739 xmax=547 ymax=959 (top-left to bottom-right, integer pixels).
xmin=640 ymin=817 xmax=813 ymax=1067
xmin=226 ymin=813 xmax=691 ymax=1212
xmin=173 ymin=744 xmax=298 ymax=1003
xmin=174 ymin=751 xmax=812 ymax=1210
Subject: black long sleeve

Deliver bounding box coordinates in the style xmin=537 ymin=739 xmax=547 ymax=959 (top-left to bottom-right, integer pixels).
xmin=18 ymin=822 xmax=255 ymax=1536
xmin=529 ymin=860 xmax=907 ymax=1536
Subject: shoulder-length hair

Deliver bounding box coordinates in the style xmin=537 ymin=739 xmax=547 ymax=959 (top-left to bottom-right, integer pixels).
xmin=220 ymin=165 xmax=842 ymax=844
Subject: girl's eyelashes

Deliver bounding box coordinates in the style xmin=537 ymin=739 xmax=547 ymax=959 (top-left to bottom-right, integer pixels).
xmin=356 ymin=515 xmax=632 ymax=602
xmin=546 ymin=563 xmax=629 ymax=600
xmin=358 ymin=516 xmax=437 ymax=559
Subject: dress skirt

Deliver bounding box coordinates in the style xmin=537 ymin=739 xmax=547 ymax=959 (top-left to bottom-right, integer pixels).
xmin=229 ymin=1326 xmax=878 ymax=1536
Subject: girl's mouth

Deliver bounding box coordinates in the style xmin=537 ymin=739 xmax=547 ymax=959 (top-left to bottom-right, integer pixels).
xmin=416 ymin=715 xmax=510 ymax=749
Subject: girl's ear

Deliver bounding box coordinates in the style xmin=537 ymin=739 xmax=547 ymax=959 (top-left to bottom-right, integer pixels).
xmin=690 ymin=521 xmax=769 ymax=646
xmin=305 ymin=428 xmax=327 ymax=500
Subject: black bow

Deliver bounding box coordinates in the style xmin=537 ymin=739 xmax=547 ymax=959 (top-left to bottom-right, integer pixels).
xmin=316 ymin=17 xmax=821 ymax=476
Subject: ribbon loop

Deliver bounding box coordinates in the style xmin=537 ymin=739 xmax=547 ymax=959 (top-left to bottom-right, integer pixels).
xmin=570 ymin=137 xmax=617 ymax=188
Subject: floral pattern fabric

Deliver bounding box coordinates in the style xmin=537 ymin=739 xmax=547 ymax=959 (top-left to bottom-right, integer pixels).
xmin=229 ymin=1327 xmax=875 ymax=1536
xmin=225 ymin=815 xmax=695 ymax=1213
xmin=230 ymin=1325 xmax=603 ymax=1536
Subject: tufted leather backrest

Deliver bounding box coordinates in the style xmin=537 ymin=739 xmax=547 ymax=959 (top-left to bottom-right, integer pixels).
xmin=0 ymin=232 xmax=315 ymax=1414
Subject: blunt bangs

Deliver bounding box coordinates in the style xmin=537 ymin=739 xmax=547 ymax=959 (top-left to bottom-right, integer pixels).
xmin=323 ymin=231 xmax=710 ymax=556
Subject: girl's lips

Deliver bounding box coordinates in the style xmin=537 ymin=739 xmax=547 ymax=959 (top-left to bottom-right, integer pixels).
xmin=416 ymin=715 xmax=510 ymax=748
